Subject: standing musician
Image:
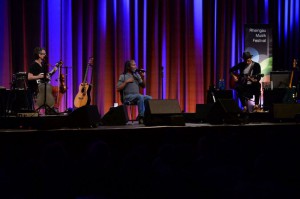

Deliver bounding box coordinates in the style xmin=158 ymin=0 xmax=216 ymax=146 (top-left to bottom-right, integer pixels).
xmin=27 ymin=47 xmax=58 ymax=110
xmin=230 ymin=51 xmax=263 ymax=113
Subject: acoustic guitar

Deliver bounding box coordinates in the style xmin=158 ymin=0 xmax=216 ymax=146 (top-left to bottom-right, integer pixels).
xmin=74 ymin=57 xmax=94 ymax=108
xmin=229 ymin=72 xmax=264 ymax=89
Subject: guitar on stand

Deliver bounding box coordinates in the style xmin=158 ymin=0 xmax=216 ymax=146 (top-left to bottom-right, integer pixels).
xmin=283 ymin=58 xmax=297 ymax=103
xmin=74 ymin=57 xmax=94 ymax=108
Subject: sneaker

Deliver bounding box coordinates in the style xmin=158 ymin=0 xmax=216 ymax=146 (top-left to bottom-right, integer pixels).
xmin=252 ymin=105 xmax=261 ymax=113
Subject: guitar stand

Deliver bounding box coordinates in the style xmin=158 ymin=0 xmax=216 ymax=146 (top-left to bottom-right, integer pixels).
xmin=35 ymin=81 xmax=58 ymax=116
xmin=36 ymin=103 xmax=58 ymax=115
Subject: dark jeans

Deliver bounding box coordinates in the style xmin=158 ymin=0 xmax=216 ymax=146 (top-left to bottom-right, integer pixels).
xmin=235 ymin=82 xmax=261 ymax=107
xmin=124 ymin=94 xmax=152 ymax=117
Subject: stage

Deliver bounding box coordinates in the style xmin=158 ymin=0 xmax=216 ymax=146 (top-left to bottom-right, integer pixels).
xmin=0 ymin=112 xmax=300 ymax=198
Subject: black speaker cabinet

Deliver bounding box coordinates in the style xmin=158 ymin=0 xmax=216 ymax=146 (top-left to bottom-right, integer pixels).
xmin=207 ymin=99 xmax=242 ymax=124
xmin=207 ymin=90 xmax=233 ymax=103
xmin=144 ymin=99 xmax=185 ymax=126
xmin=263 ymin=88 xmax=287 ymax=111
xmin=69 ymin=105 xmax=101 ymax=128
xmin=272 ymin=103 xmax=300 ymax=121
xmin=100 ymin=105 xmax=128 ymax=126
xmin=196 ymin=103 xmax=214 ymax=122
xmin=6 ymin=89 xmax=31 ymax=113
xmin=0 ymin=88 xmax=7 ymax=117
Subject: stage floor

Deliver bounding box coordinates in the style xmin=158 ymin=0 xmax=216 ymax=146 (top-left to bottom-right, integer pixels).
xmin=0 ymin=115 xmax=299 ymax=131
xmin=1 ymin=111 xmax=300 ymax=132
xmin=1 ymin=112 xmax=300 ymax=198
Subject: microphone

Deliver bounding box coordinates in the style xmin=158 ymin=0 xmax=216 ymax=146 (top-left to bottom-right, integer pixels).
xmin=135 ymin=69 xmax=146 ymax=73
xmin=132 ymin=69 xmax=143 ymax=83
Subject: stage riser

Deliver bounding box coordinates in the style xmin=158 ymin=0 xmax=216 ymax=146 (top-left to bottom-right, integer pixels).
xmin=0 ymin=116 xmax=70 ymax=129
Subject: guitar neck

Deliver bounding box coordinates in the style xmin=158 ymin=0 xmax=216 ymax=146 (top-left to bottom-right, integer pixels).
xmin=83 ymin=66 xmax=89 ymax=83
xmin=82 ymin=57 xmax=94 ymax=84
xmin=48 ymin=61 xmax=62 ymax=77
xmin=289 ymin=59 xmax=297 ymax=88
xmin=48 ymin=67 xmax=57 ymax=77
xmin=289 ymin=71 xmax=294 ymax=88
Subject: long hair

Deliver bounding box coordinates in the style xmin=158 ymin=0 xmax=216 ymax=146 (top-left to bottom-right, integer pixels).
xmin=123 ymin=60 xmax=132 ymax=74
xmin=33 ymin=47 xmax=46 ymax=60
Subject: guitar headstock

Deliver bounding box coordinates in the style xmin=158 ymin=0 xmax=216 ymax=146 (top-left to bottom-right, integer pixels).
xmin=56 ymin=60 xmax=63 ymax=68
xmin=88 ymin=57 xmax=94 ymax=66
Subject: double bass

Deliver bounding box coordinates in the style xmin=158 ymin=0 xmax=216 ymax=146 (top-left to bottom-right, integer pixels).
xmin=52 ymin=61 xmax=67 ymax=109
xmin=59 ymin=67 xmax=67 ymax=94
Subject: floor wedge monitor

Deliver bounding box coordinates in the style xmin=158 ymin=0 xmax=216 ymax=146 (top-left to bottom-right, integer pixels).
xmin=144 ymin=99 xmax=185 ymax=126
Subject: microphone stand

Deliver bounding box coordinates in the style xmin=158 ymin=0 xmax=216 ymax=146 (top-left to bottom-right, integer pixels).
xmin=65 ymin=67 xmax=68 ymax=112
xmin=62 ymin=66 xmax=71 ymax=112
xmin=160 ymin=66 xmax=164 ymax=99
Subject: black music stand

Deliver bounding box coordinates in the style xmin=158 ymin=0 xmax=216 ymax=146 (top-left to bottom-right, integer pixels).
xmin=35 ymin=63 xmax=58 ymax=115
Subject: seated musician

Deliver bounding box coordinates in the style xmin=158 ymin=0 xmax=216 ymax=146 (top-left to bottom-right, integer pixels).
xmin=116 ymin=60 xmax=152 ymax=124
xmin=27 ymin=47 xmax=57 ymax=110
xmin=230 ymin=51 xmax=263 ymax=113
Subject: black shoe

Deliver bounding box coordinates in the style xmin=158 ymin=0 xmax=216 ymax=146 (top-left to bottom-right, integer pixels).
xmin=138 ymin=116 xmax=144 ymax=124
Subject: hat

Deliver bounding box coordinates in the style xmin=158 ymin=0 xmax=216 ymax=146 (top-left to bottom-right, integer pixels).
xmin=242 ymin=52 xmax=253 ymax=60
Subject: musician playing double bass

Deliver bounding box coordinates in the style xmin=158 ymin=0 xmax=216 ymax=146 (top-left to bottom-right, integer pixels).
xmin=230 ymin=51 xmax=262 ymax=113
xmin=27 ymin=47 xmax=57 ymax=110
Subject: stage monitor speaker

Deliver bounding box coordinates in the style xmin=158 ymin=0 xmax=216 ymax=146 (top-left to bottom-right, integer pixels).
xmin=207 ymin=90 xmax=233 ymax=103
xmin=263 ymin=88 xmax=287 ymax=111
xmin=69 ymin=105 xmax=101 ymax=128
xmin=0 ymin=88 xmax=7 ymax=117
xmin=196 ymin=103 xmax=214 ymax=122
xmin=207 ymin=99 xmax=242 ymax=124
xmin=100 ymin=105 xmax=128 ymax=126
xmin=272 ymin=103 xmax=300 ymax=121
xmin=144 ymin=99 xmax=185 ymax=126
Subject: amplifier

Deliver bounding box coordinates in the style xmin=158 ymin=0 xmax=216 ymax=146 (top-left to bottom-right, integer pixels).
xmin=263 ymin=88 xmax=286 ymax=111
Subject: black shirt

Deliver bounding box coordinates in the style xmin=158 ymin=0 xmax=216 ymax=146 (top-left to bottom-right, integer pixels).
xmin=230 ymin=61 xmax=262 ymax=84
xmin=28 ymin=61 xmax=47 ymax=93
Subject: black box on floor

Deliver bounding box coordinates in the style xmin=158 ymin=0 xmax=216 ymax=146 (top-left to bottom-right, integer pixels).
xmin=100 ymin=105 xmax=128 ymax=126
xmin=69 ymin=105 xmax=101 ymax=128
xmin=182 ymin=113 xmax=202 ymax=123
xmin=263 ymin=88 xmax=287 ymax=111
xmin=144 ymin=99 xmax=185 ymax=126
xmin=206 ymin=99 xmax=242 ymax=124
xmin=271 ymin=103 xmax=300 ymax=121
xmin=207 ymin=89 xmax=233 ymax=103
xmin=195 ymin=103 xmax=214 ymax=123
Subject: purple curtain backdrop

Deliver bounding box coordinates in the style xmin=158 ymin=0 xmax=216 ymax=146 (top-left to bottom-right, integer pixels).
xmin=1 ymin=0 xmax=300 ymax=115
